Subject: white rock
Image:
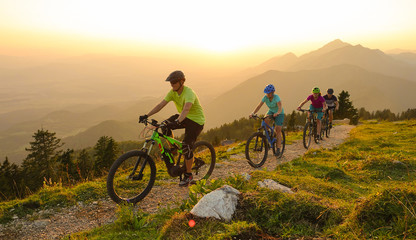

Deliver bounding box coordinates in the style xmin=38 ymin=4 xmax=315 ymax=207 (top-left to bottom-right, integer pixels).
xmin=258 ymin=179 xmax=294 ymax=194
xmin=190 ymin=185 xmax=240 ymax=221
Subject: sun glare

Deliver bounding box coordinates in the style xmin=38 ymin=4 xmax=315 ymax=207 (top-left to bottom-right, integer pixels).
xmin=1 ymin=0 xmax=416 ymax=55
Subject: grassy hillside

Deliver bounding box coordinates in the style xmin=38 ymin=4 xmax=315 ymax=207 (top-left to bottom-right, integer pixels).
xmin=1 ymin=120 xmax=415 ymax=239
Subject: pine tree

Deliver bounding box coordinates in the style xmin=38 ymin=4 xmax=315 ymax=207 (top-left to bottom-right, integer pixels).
xmin=335 ymin=90 xmax=359 ymax=124
xmin=22 ymin=129 xmax=63 ymax=191
xmin=93 ymin=136 xmax=118 ymax=176
xmin=287 ymin=111 xmax=297 ymax=132
xmin=57 ymin=149 xmax=76 ymax=183
xmin=77 ymin=149 xmax=93 ymax=180
xmin=0 ymin=157 xmax=23 ymax=200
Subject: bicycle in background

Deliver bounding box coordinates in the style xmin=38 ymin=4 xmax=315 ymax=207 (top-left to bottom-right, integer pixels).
xmin=321 ymin=109 xmax=331 ymax=138
xmin=245 ymin=114 xmax=286 ymax=168
xmin=298 ymin=109 xmax=322 ymax=149
xmin=106 ymin=118 xmax=216 ymax=204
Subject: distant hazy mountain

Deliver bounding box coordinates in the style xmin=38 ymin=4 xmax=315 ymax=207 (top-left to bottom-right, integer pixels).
xmin=204 ymin=64 xmax=416 ymax=129
xmin=0 ymin=96 xmax=177 ymax=164
xmin=389 ymin=52 xmax=416 ymax=65
xmin=62 ymin=120 xmax=139 ymax=150
xmin=2 ymin=39 xmax=416 ymax=164
xmin=250 ymin=39 xmax=416 ymax=83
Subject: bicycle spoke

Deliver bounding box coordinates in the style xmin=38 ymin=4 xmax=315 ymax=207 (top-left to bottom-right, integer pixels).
xmin=107 ymin=151 xmax=156 ymax=204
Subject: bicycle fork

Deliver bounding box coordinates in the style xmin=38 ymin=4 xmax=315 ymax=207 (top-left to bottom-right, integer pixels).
xmin=129 ymin=141 xmax=154 ymax=181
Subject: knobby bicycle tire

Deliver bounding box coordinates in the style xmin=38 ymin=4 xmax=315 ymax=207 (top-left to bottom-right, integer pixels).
xmin=107 ymin=150 xmax=156 ymax=204
xmin=321 ymin=118 xmax=327 ymax=139
xmin=314 ymin=121 xmax=320 ymax=144
xmin=192 ymin=141 xmax=216 ymax=181
xmin=303 ymin=122 xmax=312 ymax=149
xmin=326 ymin=120 xmax=331 ymax=138
xmin=245 ymin=132 xmax=268 ymax=168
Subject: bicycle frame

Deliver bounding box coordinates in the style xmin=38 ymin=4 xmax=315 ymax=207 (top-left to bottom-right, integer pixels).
xmin=141 ymin=127 xmax=183 ymax=165
xmin=260 ymin=118 xmax=276 ymax=147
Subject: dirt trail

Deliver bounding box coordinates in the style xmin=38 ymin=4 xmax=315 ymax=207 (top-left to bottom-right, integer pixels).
xmin=0 ymin=125 xmax=354 ymax=240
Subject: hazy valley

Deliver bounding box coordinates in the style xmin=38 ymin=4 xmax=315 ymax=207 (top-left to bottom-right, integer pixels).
xmin=1 ymin=39 xmax=416 ymax=164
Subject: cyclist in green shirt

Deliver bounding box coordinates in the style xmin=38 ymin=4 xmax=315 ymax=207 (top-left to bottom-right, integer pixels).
xmin=139 ymin=70 xmax=205 ymax=187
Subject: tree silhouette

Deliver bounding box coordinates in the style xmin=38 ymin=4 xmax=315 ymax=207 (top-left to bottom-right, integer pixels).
xmin=22 ymin=129 xmax=63 ymax=191
xmin=77 ymin=149 xmax=93 ymax=180
xmin=0 ymin=157 xmax=23 ymax=200
xmin=335 ymin=90 xmax=358 ymax=124
xmin=93 ymin=136 xmax=118 ymax=176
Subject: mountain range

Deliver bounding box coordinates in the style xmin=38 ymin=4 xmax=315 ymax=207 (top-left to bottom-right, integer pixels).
xmin=1 ymin=39 xmax=416 ymax=164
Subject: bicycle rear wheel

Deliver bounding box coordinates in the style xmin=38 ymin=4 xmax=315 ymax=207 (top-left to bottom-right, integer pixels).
xmin=303 ymin=122 xmax=312 ymax=149
xmin=245 ymin=132 xmax=268 ymax=168
xmin=272 ymin=129 xmax=286 ymax=158
xmin=192 ymin=141 xmax=216 ymax=181
xmin=107 ymin=150 xmax=156 ymax=204
xmin=326 ymin=120 xmax=331 ymax=137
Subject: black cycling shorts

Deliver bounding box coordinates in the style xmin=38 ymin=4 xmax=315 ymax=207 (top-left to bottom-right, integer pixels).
xmin=166 ymin=114 xmax=204 ymax=147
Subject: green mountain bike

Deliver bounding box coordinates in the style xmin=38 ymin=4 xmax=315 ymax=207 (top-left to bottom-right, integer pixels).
xmin=106 ymin=118 xmax=216 ymax=204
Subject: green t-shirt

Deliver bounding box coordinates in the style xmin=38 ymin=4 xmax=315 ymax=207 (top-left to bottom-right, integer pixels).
xmin=164 ymin=86 xmax=205 ymax=125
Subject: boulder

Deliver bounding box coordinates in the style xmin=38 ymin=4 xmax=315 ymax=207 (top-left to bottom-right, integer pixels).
xmin=258 ymin=179 xmax=294 ymax=194
xmin=190 ymin=185 xmax=240 ymax=221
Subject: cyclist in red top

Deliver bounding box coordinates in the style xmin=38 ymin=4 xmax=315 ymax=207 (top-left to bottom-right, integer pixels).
xmin=297 ymin=87 xmax=327 ymax=140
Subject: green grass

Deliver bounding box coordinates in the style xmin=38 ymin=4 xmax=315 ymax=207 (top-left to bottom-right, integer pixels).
xmin=2 ymin=121 xmax=416 ymax=239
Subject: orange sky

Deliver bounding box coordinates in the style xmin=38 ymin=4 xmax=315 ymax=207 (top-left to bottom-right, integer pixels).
xmin=1 ymin=0 xmax=415 ymax=64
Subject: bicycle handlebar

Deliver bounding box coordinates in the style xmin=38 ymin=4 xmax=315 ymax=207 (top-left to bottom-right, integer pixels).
xmin=139 ymin=118 xmax=167 ymax=128
xmin=297 ymin=109 xmax=324 ymax=113
xmin=250 ymin=114 xmax=275 ymax=120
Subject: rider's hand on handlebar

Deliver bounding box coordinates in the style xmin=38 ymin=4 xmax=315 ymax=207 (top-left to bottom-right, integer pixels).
xmin=139 ymin=114 xmax=148 ymax=123
xmin=296 ymin=107 xmax=301 ymax=111
xmin=166 ymin=119 xmax=180 ymax=129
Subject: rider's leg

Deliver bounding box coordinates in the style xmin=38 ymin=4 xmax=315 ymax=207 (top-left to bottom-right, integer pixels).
xmin=275 ymin=125 xmax=282 ymax=149
xmin=274 ymin=113 xmax=284 ymax=149
xmin=180 ymin=119 xmax=203 ymax=186
xmin=317 ymin=119 xmax=321 ymax=136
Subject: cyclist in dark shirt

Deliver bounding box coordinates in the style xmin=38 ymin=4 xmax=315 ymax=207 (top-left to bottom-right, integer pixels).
xmin=323 ymin=88 xmax=339 ymax=128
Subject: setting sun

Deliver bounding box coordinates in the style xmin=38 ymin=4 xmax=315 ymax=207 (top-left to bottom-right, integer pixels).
xmin=1 ymin=0 xmax=416 ymax=56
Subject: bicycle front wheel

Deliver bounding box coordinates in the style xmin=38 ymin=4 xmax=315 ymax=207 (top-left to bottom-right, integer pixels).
xmin=245 ymin=132 xmax=268 ymax=168
xmin=280 ymin=129 xmax=286 ymax=157
xmin=303 ymin=122 xmax=312 ymax=149
xmin=106 ymin=150 xmax=156 ymax=204
xmin=321 ymin=118 xmax=327 ymax=139
xmin=192 ymin=141 xmax=216 ymax=181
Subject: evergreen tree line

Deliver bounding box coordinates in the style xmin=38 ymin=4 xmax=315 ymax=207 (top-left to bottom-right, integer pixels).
xmin=0 ymin=130 xmax=120 ymax=201
xmin=358 ymin=108 xmax=416 ymax=121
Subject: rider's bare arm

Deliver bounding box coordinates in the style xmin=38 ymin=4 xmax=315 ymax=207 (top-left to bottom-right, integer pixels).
xmin=147 ymin=100 xmax=168 ymax=117
xmin=297 ymin=98 xmax=308 ymax=110
xmin=250 ymin=101 xmax=264 ymax=117
xmin=275 ymin=101 xmax=283 ymax=116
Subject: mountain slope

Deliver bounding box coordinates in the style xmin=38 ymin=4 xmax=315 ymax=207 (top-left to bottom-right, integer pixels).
xmin=288 ymin=44 xmax=416 ymax=81
xmin=204 ymin=64 xmax=416 ymax=128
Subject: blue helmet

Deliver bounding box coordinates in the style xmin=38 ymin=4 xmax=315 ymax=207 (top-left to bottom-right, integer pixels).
xmin=264 ymin=84 xmax=275 ymax=94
